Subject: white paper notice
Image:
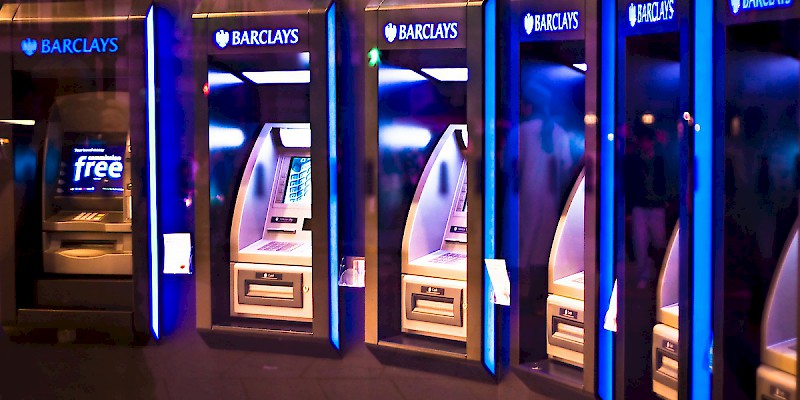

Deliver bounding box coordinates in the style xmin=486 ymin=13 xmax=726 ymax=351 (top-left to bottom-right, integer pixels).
xmin=485 ymin=259 xmax=511 ymax=306
xmin=163 ymin=233 xmax=192 ymax=274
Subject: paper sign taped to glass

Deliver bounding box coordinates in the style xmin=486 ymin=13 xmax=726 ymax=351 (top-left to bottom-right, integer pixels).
xmin=485 ymin=259 xmax=511 ymax=306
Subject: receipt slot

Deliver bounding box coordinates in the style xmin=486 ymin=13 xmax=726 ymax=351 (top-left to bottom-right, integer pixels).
xmin=363 ymin=0 xmax=499 ymax=374
xmin=0 ymin=1 xmax=176 ymax=342
xmin=652 ymin=225 xmax=680 ymax=400
xmin=756 ymin=223 xmax=798 ymax=400
xmin=715 ymin=2 xmax=800 ymax=398
xmin=507 ymin=0 xmax=598 ymax=397
xmin=193 ymin=0 xmax=340 ymax=352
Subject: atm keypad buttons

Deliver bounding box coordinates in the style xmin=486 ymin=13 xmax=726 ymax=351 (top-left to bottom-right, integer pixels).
xmin=258 ymin=241 xmax=301 ymax=252
xmin=72 ymin=212 xmax=107 ymax=221
xmin=429 ymin=252 xmax=466 ymax=264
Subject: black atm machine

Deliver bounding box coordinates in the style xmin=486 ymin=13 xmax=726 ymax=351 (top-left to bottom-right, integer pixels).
xmin=505 ymin=0 xmax=597 ymax=397
xmin=364 ymin=0 xmax=500 ymax=374
xmin=715 ymin=1 xmax=800 ymax=398
xmin=0 ymin=1 xmax=173 ymax=342
xmin=616 ymin=1 xmax=689 ymax=399
xmin=193 ymin=0 xmax=341 ymax=352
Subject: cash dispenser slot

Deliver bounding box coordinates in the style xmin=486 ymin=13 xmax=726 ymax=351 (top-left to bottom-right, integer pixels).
xmin=550 ymin=315 xmax=584 ymax=353
xmin=655 ymin=350 xmax=679 ymax=381
xmin=237 ymin=271 xmax=303 ymax=308
xmin=406 ymin=286 xmax=463 ymax=327
xmin=43 ymin=232 xmax=132 ymax=275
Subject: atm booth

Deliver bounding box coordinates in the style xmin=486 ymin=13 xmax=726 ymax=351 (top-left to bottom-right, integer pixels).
xmin=363 ymin=0 xmax=499 ymax=374
xmin=615 ymin=1 xmax=689 ymax=399
xmin=757 ymin=222 xmax=798 ymax=400
xmin=193 ymin=0 xmax=340 ymax=352
xmin=502 ymin=0 xmax=597 ymax=397
xmin=0 ymin=1 xmax=174 ymax=342
xmin=714 ymin=2 xmax=800 ymax=398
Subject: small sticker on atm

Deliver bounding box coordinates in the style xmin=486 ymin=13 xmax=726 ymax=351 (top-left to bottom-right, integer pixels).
xmin=662 ymin=339 xmax=677 ymax=353
xmin=272 ymin=217 xmax=298 ymax=224
xmin=559 ymin=308 xmax=579 ymax=319
xmin=450 ymin=226 xmax=467 ymax=233
xmin=260 ymin=272 xmax=282 ymax=280
xmin=771 ymin=386 xmax=789 ymax=400
xmin=422 ymin=286 xmax=445 ymax=296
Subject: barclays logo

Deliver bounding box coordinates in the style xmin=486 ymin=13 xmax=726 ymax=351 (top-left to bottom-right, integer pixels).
xmin=628 ymin=0 xmax=675 ymax=28
xmin=215 ymin=30 xmax=230 ymax=49
xmin=21 ymin=38 xmax=37 ymax=56
xmin=629 ymin=3 xmax=638 ymax=27
xmin=523 ymin=11 xmax=580 ymax=34
xmin=384 ymin=23 xmax=397 ymax=43
xmin=383 ymin=21 xmax=459 ymax=43
xmin=731 ymin=0 xmax=793 ymax=14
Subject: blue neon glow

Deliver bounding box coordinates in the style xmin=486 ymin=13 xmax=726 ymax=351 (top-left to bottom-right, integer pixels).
xmin=327 ymin=3 xmax=340 ymax=350
xmin=693 ymin=0 xmax=713 ymax=397
xmin=378 ymin=67 xmax=426 ymax=85
xmin=145 ymin=5 xmax=160 ymax=340
xmin=380 ymin=126 xmax=432 ymax=149
xmin=213 ymin=28 xmax=299 ymax=49
xmin=522 ymin=11 xmax=580 ymax=35
xmin=382 ymin=22 xmax=459 ymax=44
xmin=209 ymin=126 xmax=246 ymax=150
xmin=626 ymin=0 xmax=675 ymax=28
xmin=730 ymin=0 xmax=793 ymax=14
xmin=21 ymin=37 xmax=120 ymax=57
xmin=208 ymin=72 xmax=242 ymax=87
xmin=420 ymin=68 xmax=469 ymax=82
xmin=483 ymin=0 xmax=497 ymax=375
xmin=242 ymin=70 xmax=311 ymax=84
xmin=599 ymin=0 xmax=615 ymax=396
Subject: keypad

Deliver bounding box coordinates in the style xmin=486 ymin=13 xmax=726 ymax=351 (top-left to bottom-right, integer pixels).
xmin=258 ymin=241 xmax=302 ymax=252
xmin=72 ymin=212 xmax=106 ymax=221
xmin=429 ymin=252 xmax=466 ymax=264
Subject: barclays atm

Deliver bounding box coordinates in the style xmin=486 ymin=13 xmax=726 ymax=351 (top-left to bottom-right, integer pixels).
xmin=0 ymin=1 xmax=175 ymax=342
xmin=193 ymin=0 xmax=340 ymax=352
xmin=363 ymin=0 xmax=498 ymax=374
xmin=504 ymin=0 xmax=597 ymax=397
xmin=715 ymin=1 xmax=800 ymax=398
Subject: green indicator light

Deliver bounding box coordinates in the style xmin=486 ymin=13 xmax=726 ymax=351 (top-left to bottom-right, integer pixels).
xmin=368 ymin=47 xmax=381 ymax=67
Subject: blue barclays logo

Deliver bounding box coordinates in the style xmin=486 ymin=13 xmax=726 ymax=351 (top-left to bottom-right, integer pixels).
xmin=214 ymin=28 xmax=300 ymax=49
xmin=383 ymin=22 xmax=459 ymax=43
xmin=628 ymin=0 xmax=675 ymax=27
xmin=731 ymin=0 xmax=793 ymax=14
xmin=22 ymin=37 xmax=119 ymax=56
xmin=522 ymin=11 xmax=580 ymax=35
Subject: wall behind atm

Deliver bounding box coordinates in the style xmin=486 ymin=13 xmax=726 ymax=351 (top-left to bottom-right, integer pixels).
xmin=144 ymin=0 xmax=369 ymax=339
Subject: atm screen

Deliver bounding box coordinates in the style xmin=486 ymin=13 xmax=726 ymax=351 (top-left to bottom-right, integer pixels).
xmin=282 ymin=157 xmax=311 ymax=204
xmin=59 ymin=132 xmax=126 ymax=196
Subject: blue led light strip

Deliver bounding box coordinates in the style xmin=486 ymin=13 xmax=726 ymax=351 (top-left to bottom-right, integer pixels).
xmin=145 ymin=5 xmax=160 ymax=340
xmin=482 ymin=0 xmax=497 ymax=375
xmin=327 ymin=3 xmax=340 ymax=350
xmin=692 ymin=0 xmax=713 ymax=397
xmin=599 ymin=0 xmax=615 ymax=397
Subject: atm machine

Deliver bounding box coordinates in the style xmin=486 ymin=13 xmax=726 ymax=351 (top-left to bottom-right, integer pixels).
xmin=0 ymin=1 xmax=175 ymax=342
xmin=715 ymin=1 xmax=800 ymax=398
xmin=193 ymin=0 xmax=340 ymax=352
xmin=364 ymin=0 xmax=499 ymax=374
xmin=757 ymin=223 xmax=798 ymax=400
xmin=401 ymin=125 xmax=468 ymax=341
xmin=652 ymin=225 xmax=680 ymax=400
xmin=547 ymin=171 xmax=586 ymax=368
xmin=507 ymin=0 xmax=595 ymax=397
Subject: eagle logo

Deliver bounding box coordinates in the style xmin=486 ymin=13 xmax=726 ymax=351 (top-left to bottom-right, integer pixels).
xmin=215 ymin=29 xmax=230 ymax=49
xmin=384 ymin=23 xmax=397 ymax=43
xmin=731 ymin=0 xmax=741 ymax=14
xmin=524 ymin=13 xmax=534 ymax=35
xmin=629 ymin=3 xmax=638 ymax=27
xmin=21 ymin=38 xmax=37 ymax=57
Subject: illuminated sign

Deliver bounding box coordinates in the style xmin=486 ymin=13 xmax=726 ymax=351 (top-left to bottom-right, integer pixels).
xmin=214 ymin=28 xmax=300 ymax=49
xmin=730 ymin=0 xmax=793 ymax=14
xmin=21 ymin=37 xmax=120 ymax=56
xmin=523 ymin=11 xmax=580 ymax=35
xmin=383 ymin=22 xmax=459 ymax=43
xmin=73 ymin=150 xmax=123 ymax=182
xmin=628 ymin=0 xmax=675 ymax=27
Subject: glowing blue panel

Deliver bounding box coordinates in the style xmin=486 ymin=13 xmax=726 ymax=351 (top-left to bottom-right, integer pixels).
xmin=599 ymin=0 xmax=615 ymax=397
xmin=380 ymin=126 xmax=432 ymax=149
xmin=208 ymin=72 xmax=242 ymax=88
xmin=145 ymin=5 xmax=160 ymax=340
xmin=242 ymin=70 xmax=311 ymax=84
xmin=327 ymin=3 xmax=340 ymax=350
xmin=279 ymin=128 xmax=312 ymax=148
xmin=572 ymin=63 xmax=587 ymax=72
xmin=420 ymin=68 xmax=469 ymax=82
xmin=692 ymin=0 xmax=713 ymax=397
xmin=378 ymin=67 xmax=426 ymax=85
xmin=209 ymin=126 xmax=245 ymax=150
xmin=483 ymin=0 xmax=497 ymax=375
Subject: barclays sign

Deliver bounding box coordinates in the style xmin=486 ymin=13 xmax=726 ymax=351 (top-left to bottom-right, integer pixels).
xmin=730 ymin=0 xmax=793 ymax=14
xmin=628 ymin=0 xmax=675 ymax=27
xmin=21 ymin=37 xmax=120 ymax=57
xmin=214 ymin=28 xmax=300 ymax=49
xmin=383 ymin=22 xmax=459 ymax=43
xmin=522 ymin=11 xmax=580 ymax=35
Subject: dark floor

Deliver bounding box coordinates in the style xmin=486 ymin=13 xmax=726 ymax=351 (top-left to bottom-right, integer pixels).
xmin=0 ymin=280 xmax=552 ymax=400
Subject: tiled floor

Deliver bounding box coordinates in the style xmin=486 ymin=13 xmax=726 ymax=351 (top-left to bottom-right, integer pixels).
xmin=0 ymin=281 xmax=553 ymax=400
